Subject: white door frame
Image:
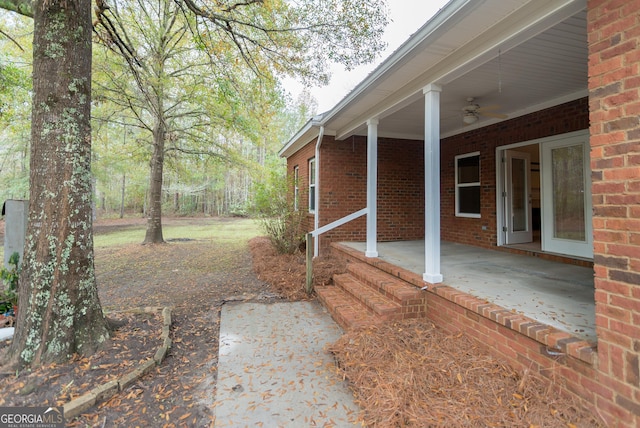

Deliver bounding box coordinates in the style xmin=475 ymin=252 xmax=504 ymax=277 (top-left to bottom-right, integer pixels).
xmin=496 ymin=129 xmax=591 ymax=258
xmin=504 ymin=150 xmax=533 ymax=245
xmin=496 ymin=141 xmax=538 ymax=247
xmin=540 ymin=131 xmax=593 ymax=259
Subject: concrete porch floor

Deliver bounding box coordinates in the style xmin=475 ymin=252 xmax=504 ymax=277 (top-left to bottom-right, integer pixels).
xmin=341 ymin=241 xmax=596 ymax=343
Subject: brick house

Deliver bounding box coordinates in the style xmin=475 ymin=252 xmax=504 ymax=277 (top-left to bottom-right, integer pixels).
xmin=280 ymin=0 xmax=640 ymax=425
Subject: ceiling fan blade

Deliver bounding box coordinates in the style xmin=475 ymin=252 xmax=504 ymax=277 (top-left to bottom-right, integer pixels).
xmin=476 ymin=104 xmax=501 ymax=112
xmin=480 ymin=111 xmax=508 ymax=119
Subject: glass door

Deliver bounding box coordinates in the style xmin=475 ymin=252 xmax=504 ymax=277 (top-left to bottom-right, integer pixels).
xmin=505 ymin=150 xmax=533 ymax=244
xmin=541 ymin=134 xmax=592 ymax=258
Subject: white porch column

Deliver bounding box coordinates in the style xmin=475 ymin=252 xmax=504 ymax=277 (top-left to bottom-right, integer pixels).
xmin=366 ymin=118 xmax=379 ymax=257
xmin=423 ymin=84 xmax=443 ymax=283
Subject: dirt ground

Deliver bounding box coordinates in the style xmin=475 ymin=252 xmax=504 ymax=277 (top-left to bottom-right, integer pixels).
xmin=0 ymin=217 xmax=602 ymax=427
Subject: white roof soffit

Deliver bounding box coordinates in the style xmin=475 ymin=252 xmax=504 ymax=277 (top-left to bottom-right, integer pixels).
xmin=324 ymin=0 xmax=586 ymax=141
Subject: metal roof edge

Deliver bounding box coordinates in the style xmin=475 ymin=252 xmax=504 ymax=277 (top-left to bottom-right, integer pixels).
xmin=320 ymin=0 xmax=474 ymax=125
xmin=279 ymin=0 xmax=472 ymax=158
xmin=278 ymin=114 xmax=324 ymax=158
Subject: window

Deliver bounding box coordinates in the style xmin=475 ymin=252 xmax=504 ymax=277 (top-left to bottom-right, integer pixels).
xmin=293 ymin=166 xmax=299 ymax=211
xmin=455 ymin=152 xmax=481 ymax=217
xmin=308 ymin=158 xmax=316 ymax=213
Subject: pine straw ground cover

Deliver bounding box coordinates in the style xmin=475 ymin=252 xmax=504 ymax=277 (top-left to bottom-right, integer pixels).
xmin=327 ymin=321 xmax=603 ymax=427
xmin=250 ymin=237 xmax=603 ymax=427
xmin=248 ymin=236 xmax=347 ymax=301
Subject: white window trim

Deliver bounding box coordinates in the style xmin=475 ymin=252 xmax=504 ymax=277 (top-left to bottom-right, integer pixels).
xmin=455 ymin=151 xmax=481 ymax=218
xmin=293 ymin=166 xmax=299 ymax=211
xmin=308 ymin=158 xmax=316 ymax=213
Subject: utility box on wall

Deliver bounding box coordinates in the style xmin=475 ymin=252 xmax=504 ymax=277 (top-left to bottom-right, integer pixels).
xmin=3 ymin=199 xmax=28 ymax=269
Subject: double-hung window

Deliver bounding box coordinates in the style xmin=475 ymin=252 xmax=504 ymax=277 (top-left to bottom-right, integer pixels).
xmin=455 ymin=152 xmax=481 ymax=218
xmin=308 ymin=158 xmax=316 ymax=213
xmin=293 ymin=166 xmax=299 ymax=211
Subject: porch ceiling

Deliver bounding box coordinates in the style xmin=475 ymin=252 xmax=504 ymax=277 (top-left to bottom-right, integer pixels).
xmin=326 ymin=2 xmax=588 ymax=142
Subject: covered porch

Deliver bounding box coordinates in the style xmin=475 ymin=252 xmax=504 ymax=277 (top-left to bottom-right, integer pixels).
xmin=339 ymin=240 xmax=595 ymax=344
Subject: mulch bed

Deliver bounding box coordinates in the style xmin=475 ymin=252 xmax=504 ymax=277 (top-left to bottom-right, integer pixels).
xmin=248 ymin=236 xmax=346 ymax=300
xmin=0 ymin=311 xmax=162 ymax=409
xmin=328 ymin=320 xmax=604 ymax=427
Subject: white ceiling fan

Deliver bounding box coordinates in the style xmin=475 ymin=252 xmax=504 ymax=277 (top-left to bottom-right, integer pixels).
xmin=462 ymin=97 xmax=508 ymax=124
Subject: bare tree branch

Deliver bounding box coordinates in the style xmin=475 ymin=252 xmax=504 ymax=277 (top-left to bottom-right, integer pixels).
xmin=0 ymin=26 xmax=25 ymax=51
xmin=223 ymin=0 xmax=262 ymax=13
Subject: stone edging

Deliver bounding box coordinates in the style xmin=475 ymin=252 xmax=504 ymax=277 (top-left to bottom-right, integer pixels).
xmin=63 ymin=307 xmax=172 ymax=420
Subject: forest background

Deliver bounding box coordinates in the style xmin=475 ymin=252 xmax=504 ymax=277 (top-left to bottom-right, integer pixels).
xmin=0 ymin=11 xmax=315 ymax=221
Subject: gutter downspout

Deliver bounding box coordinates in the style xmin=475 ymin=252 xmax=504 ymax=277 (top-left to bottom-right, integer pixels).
xmin=313 ymin=125 xmax=325 ymax=258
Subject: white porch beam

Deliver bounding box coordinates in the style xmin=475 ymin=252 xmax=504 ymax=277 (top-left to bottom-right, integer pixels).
xmin=366 ymin=118 xmax=379 ymax=257
xmin=423 ymin=84 xmax=443 ymax=283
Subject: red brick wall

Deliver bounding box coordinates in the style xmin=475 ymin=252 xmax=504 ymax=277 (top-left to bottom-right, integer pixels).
xmin=315 ymin=135 xmax=367 ymax=247
xmin=287 ymin=139 xmax=316 ymax=233
xmin=589 ymin=0 xmax=640 ymax=425
xmin=440 ymin=98 xmax=589 ymax=248
xmin=377 ymin=137 xmax=425 ymax=240
xmin=314 ymin=135 xmax=425 ymax=249
xmin=425 ymin=290 xmax=602 ymax=420
xmin=289 ymin=99 xmax=589 ymax=252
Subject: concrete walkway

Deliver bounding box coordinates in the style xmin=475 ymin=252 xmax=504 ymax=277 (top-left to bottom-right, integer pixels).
xmin=214 ymin=301 xmax=361 ymax=427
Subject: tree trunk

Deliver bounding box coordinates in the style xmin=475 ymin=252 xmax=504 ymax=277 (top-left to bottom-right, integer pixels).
xmin=120 ymin=174 xmax=125 ymax=219
xmin=6 ymin=0 xmax=110 ymax=368
xmin=143 ymin=121 xmax=165 ymax=244
xmin=202 ymin=187 xmax=207 ymax=214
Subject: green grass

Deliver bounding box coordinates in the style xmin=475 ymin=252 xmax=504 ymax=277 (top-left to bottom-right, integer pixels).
xmin=93 ymin=228 xmax=145 ymax=248
xmin=0 ymin=218 xmax=263 ymax=259
xmin=163 ymin=219 xmax=262 ymax=242
xmin=93 ymin=217 xmax=262 ymax=248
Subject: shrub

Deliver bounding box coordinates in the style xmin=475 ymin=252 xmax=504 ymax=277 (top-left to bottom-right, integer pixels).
xmin=0 ymin=251 xmax=20 ymax=313
xmin=252 ymin=168 xmax=305 ymax=254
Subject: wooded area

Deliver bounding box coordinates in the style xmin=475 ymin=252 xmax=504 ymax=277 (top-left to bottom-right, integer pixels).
xmin=0 ymin=0 xmax=389 ymax=227
xmin=0 ymin=11 xmax=312 ymax=221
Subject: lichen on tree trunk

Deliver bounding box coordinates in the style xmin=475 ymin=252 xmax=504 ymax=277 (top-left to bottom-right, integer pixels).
xmin=5 ymin=0 xmax=110 ymax=368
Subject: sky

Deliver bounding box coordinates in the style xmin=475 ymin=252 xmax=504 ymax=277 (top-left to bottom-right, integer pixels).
xmin=284 ymin=0 xmax=450 ymax=113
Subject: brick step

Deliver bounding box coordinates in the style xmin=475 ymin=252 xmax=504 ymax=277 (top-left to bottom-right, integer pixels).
xmin=316 ymin=285 xmax=381 ymax=330
xmin=347 ymin=262 xmax=424 ymax=305
xmin=333 ymin=273 xmax=403 ymax=321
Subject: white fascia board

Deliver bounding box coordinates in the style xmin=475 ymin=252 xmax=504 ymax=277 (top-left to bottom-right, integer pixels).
xmin=322 ymin=0 xmax=476 ymax=126
xmin=280 ymin=0 xmax=476 ymax=151
xmin=278 ymin=114 xmax=327 ymax=158
xmin=278 ymin=120 xmax=315 ymax=158
xmin=332 ymin=0 xmax=585 ymax=140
